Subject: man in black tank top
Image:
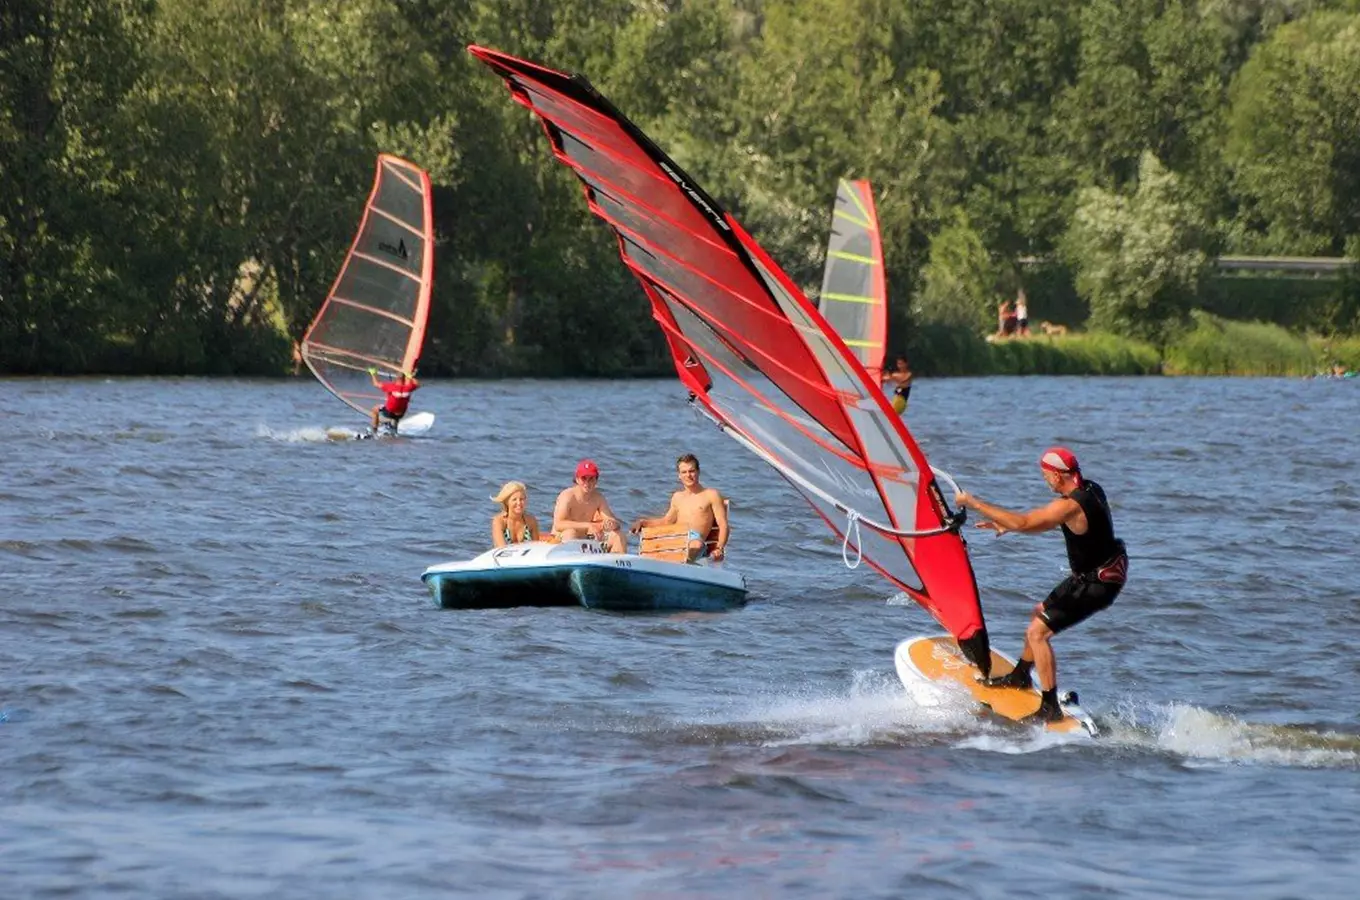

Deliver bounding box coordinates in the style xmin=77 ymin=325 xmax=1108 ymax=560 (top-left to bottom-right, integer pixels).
xmin=954 ymin=446 xmax=1128 ymax=723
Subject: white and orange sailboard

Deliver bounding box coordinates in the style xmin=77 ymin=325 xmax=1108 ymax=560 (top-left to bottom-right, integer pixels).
xmin=301 ymin=154 xmax=435 ymax=436
xmin=469 ymin=46 xmax=992 ymax=670
xmin=818 ymin=179 xmax=888 ymax=384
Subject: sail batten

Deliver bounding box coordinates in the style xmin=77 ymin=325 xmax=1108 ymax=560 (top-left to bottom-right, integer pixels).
xmin=301 ymin=154 xmax=434 ymax=418
xmin=828 ymin=251 xmax=878 ymax=265
xmin=368 ymin=205 xmax=426 ymax=234
xmin=324 ymin=296 xmax=417 ymax=327
xmin=834 ymin=213 xmax=873 ymax=230
xmin=351 ymin=250 xmax=426 ymax=278
xmin=822 ymin=292 xmax=879 ymax=304
xmin=471 ymin=46 xmax=987 ymax=654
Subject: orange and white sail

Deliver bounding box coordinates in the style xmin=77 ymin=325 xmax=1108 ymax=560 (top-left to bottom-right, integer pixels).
xmin=302 ymin=155 xmax=434 ymax=417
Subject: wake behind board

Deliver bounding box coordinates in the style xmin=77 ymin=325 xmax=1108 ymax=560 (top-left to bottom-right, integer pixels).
xmin=895 ymin=635 xmax=1097 ymax=736
xmin=325 ymin=411 xmax=435 ymax=441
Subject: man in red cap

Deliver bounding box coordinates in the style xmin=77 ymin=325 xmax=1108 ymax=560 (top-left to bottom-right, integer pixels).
xmin=552 ymin=459 xmax=626 ymax=553
xmin=953 ymin=446 xmax=1128 ymax=723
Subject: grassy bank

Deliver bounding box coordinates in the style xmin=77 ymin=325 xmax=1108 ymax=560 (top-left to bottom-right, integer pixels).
xmin=988 ymin=331 xmax=1162 ymax=375
xmin=1311 ymin=334 xmax=1360 ymax=373
xmin=909 ymin=313 xmax=1354 ymax=377
xmin=1162 ymin=312 xmax=1320 ymax=376
xmin=909 ymin=324 xmax=1160 ymax=376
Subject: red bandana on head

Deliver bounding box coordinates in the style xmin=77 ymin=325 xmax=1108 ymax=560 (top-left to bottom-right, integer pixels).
xmin=1040 ymin=447 xmax=1080 ymax=483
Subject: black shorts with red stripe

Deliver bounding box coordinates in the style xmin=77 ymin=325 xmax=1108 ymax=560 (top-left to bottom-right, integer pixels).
xmin=1039 ymin=551 xmax=1128 ymax=634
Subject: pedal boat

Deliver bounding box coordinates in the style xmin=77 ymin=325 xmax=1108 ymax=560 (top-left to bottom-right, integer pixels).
xmin=421 ymin=528 xmax=747 ymax=613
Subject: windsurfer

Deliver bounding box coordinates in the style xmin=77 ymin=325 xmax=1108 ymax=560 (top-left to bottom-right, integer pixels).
xmin=368 ymin=368 xmax=419 ymax=434
xmin=630 ymin=453 xmax=729 ymax=562
xmin=491 ymin=481 xmax=541 ymax=548
xmin=953 ymin=447 xmax=1128 ymax=723
xmin=553 ymin=459 xmax=626 ymax=553
xmin=885 ymin=354 xmax=913 ymax=415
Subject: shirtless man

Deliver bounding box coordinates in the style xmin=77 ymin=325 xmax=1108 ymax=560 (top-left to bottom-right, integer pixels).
xmin=630 ymin=453 xmax=729 ymax=562
xmin=552 ymin=459 xmax=626 ymax=553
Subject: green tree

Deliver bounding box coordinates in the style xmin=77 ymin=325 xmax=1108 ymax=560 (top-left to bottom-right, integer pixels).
xmin=914 ymin=207 xmax=1004 ymax=334
xmin=721 ymin=0 xmax=954 ymax=299
xmin=1062 ymin=152 xmax=1207 ymax=342
xmin=1224 ymin=10 xmax=1360 ymax=254
xmin=895 ymin=0 xmax=1085 ymax=256
xmin=0 ymin=0 xmax=150 ymax=371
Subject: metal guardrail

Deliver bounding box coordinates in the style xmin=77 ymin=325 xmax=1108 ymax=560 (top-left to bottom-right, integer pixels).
xmin=1018 ymin=255 xmax=1355 ymax=273
xmin=1213 ymin=256 xmax=1354 ymax=272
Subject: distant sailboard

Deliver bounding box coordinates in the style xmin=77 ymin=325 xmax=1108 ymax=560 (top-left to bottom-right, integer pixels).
xmin=301 ymin=154 xmax=435 ymax=437
xmin=818 ymin=179 xmax=887 ymax=384
xmin=895 ymin=636 xmax=1097 ymax=736
xmin=469 ymin=46 xmax=990 ymax=669
xmin=325 ymin=410 xmax=435 ymax=442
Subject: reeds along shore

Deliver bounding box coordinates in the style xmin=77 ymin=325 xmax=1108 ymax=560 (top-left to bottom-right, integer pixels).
xmin=908 ymin=315 xmax=1360 ymax=377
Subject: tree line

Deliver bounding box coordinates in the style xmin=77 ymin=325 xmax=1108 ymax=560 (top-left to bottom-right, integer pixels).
xmin=3 ymin=0 xmax=1359 ymax=377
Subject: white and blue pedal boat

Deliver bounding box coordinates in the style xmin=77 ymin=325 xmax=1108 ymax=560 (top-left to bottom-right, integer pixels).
xmin=421 ymin=540 xmax=748 ymax=613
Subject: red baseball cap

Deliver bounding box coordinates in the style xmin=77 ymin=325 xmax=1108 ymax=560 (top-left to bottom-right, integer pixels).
xmin=1039 ymin=446 xmax=1080 ymax=474
xmin=575 ymin=459 xmax=600 ymax=479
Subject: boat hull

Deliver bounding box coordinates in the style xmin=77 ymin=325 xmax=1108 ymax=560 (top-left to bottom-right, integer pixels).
xmin=424 ymin=563 xmax=580 ymax=609
xmin=569 ymin=565 xmax=745 ymax=613
xmin=421 ymin=541 xmax=747 ymax=613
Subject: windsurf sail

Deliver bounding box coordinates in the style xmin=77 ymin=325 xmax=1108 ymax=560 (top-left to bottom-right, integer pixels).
xmin=469 ymin=47 xmax=990 ymax=668
xmin=301 ymin=154 xmax=434 ymax=417
xmin=819 ymin=180 xmax=887 ymax=383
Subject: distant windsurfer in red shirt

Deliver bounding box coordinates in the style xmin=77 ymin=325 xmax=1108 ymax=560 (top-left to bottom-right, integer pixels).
xmin=368 ymin=368 xmax=420 ymax=435
xmin=953 ymin=447 xmax=1128 ymax=723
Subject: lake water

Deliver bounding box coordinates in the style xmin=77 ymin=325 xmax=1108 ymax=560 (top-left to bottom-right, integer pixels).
xmin=2 ymin=375 xmax=1357 ymax=898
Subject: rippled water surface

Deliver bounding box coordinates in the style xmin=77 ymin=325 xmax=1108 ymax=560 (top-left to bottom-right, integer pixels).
xmin=3 ymin=375 xmax=1358 ymax=898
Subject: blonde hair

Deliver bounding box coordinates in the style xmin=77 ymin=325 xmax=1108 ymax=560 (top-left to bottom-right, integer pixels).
xmin=490 ymin=481 xmax=528 ymax=510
